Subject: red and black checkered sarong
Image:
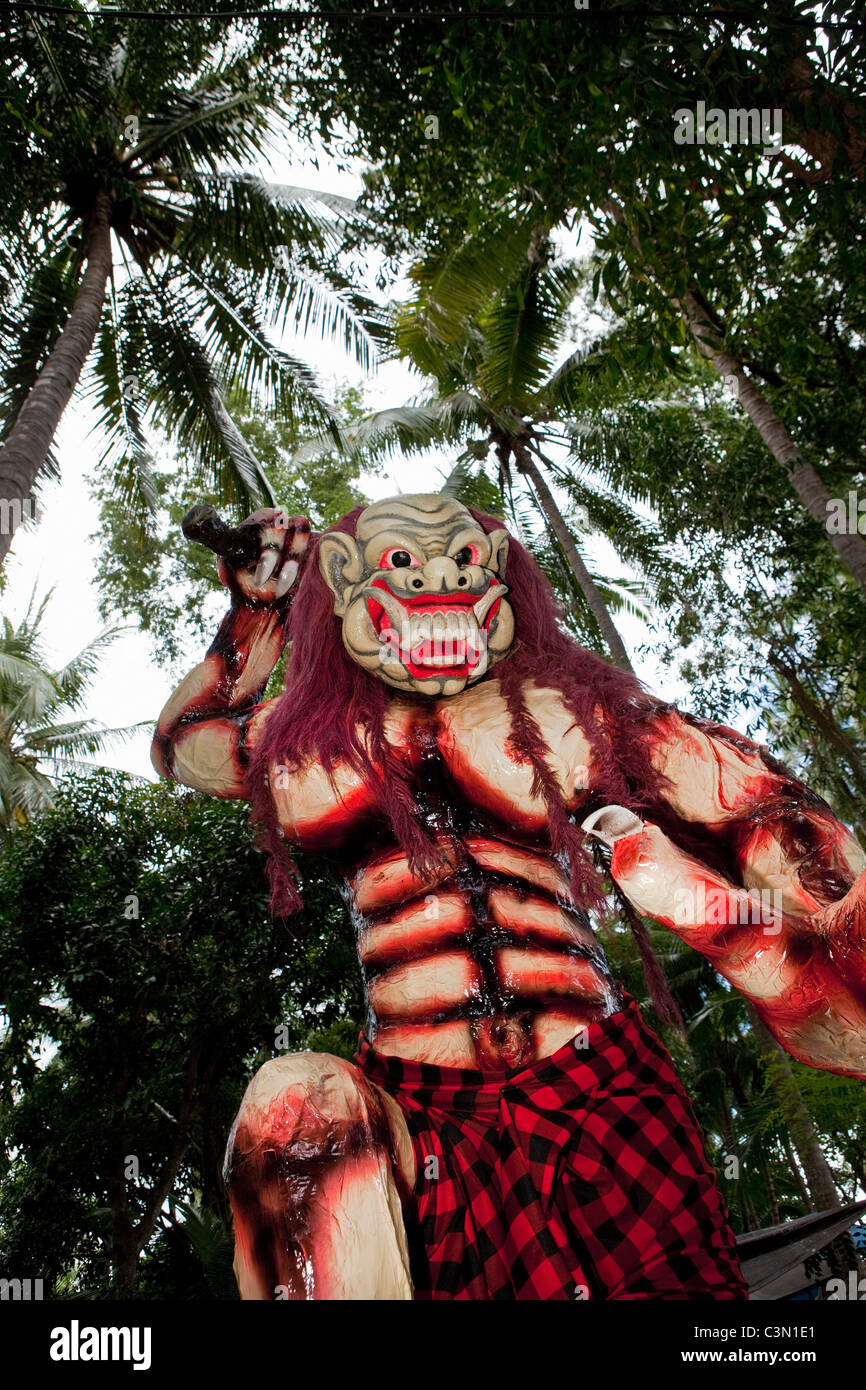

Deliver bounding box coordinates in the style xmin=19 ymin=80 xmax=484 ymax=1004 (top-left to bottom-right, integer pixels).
xmin=356 ymin=994 xmax=747 ymax=1301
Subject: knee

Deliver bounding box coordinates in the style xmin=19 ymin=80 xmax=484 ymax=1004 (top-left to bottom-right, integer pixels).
xmin=239 ymin=1051 xmax=369 ymax=1126
xmin=241 ymin=1050 xmax=357 ymax=1111
xmin=228 ymin=1052 xmax=385 ymax=1167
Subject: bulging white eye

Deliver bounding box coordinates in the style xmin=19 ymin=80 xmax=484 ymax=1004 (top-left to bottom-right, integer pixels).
xmin=380 ymin=547 xmax=420 ymax=569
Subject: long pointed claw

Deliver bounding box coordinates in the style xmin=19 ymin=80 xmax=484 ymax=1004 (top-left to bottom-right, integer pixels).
xmin=274 ymin=559 xmax=299 ymax=598
xmin=254 ymin=549 xmax=281 ymax=588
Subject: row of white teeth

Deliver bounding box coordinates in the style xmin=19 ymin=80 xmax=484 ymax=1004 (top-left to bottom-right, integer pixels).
xmin=402 ymin=610 xmax=478 ymax=643
xmin=409 ymin=628 xmax=477 ymax=665
xmin=371 ymin=585 xmax=506 ymax=667
xmin=380 ymin=620 xmax=481 ymax=665
xmin=370 ymin=583 xmax=506 ymax=634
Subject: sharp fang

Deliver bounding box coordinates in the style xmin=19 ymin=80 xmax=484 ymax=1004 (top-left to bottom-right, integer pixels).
xmin=363 ymin=585 xmax=408 ymax=628
xmin=274 ymin=559 xmax=299 ymax=597
xmin=473 ymin=584 xmax=507 ymax=625
xmin=254 ymin=549 xmax=281 ymax=587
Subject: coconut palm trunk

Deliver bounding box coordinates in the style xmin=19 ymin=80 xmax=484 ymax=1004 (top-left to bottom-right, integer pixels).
xmin=748 ymin=1007 xmax=839 ymax=1210
xmin=514 ymin=445 xmax=633 ymax=670
xmin=681 ymin=290 xmax=866 ymax=595
xmin=600 ymin=197 xmax=866 ymax=594
xmin=0 ymin=190 xmax=113 ymax=565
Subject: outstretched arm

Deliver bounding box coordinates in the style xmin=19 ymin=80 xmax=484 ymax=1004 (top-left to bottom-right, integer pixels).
xmin=584 ymin=709 xmax=866 ymax=1079
xmin=151 ymin=508 xmax=310 ymax=799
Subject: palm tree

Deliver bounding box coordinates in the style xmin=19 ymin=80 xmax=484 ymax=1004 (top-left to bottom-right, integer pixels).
xmin=558 ymin=377 xmax=866 ymax=839
xmin=0 ymin=1 xmax=379 ymax=563
xmin=310 ymin=222 xmax=674 ymax=670
xmin=0 ymin=591 xmax=133 ymax=834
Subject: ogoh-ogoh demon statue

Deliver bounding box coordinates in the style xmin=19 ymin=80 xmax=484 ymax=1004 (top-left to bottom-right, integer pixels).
xmin=153 ymin=493 xmax=866 ymax=1300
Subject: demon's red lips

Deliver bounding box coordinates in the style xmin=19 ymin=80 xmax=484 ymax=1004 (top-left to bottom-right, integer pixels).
xmin=365 ymin=577 xmax=505 ymax=680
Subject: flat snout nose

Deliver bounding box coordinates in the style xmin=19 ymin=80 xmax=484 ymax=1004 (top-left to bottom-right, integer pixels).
xmin=408 ymin=555 xmax=463 ymax=592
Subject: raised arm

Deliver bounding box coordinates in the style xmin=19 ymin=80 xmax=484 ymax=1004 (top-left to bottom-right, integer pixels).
xmin=584 ymin=709 xmax=866 ymax=1078
xmin=151 ymin=507 xmax=310 ymax=799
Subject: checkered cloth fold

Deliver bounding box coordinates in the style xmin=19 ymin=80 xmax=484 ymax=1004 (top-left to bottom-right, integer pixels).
xmin=356 ymin=995 xmax=748 ymax=1301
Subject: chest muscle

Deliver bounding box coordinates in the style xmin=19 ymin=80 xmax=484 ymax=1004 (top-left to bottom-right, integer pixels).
xmin=269 ymin=678 xmax=595 ymax=850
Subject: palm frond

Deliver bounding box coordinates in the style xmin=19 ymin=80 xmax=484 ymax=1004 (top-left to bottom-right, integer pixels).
xmin=0 ymin=754 xmax=57 ymax=825
xmin=53 ymin=626 xmax=128 ymax=710
xmin=124 ymin=76 xmax=270 ymax=173
xmin=0 ymin=232 xmax=85 ymax=474
xmin=479 ymin=261 xmax=583 ymax=411
xmin=176 ymin=258 xmax=341 ymax=433
xmin=0 ymin=594 xmax=130 ymax=831
xmin=539 ymin=456 xmax=675 ymax=589
xmin=87 ymin=278 xmax=159 ymax=524
xmin=25 ymin=719 xmax=144 ymax=756
xmin=439 ymin=459 xmax=505 ymax=516
xmin=0 ymin=651 xmax=58 ymax=704
xmin=593 ymin=575 xmax=651 ymax=622
xmin=398 ymin=213 xmax=539 ymax=350
xmin=123 ymin=273 xmax=276 ymax=511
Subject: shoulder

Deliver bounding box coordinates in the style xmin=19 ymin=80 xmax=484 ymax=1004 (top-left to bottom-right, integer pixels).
xmin=646 ymin=708 xmax=784 ymax=823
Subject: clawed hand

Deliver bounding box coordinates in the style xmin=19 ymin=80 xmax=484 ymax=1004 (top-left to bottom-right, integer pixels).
xmin=182 ymin=503 xmax=311 ymax=604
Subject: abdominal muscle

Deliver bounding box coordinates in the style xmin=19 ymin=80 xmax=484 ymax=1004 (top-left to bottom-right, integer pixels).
xmin=349 ymin=838 xmax=621 ymax=1072
xmin=370 ymin=1002 xmax=616 ymax=1072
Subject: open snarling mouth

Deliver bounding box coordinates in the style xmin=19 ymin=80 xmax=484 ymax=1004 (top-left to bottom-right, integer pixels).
xmin=365 ymin=579 xmax=506 ymax=681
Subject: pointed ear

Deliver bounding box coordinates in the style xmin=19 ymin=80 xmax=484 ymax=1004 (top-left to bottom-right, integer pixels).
xmin=485 ymin=528 xmax=509 ymax=578
xmin=318 ymin=532 xmax=365 ymax=615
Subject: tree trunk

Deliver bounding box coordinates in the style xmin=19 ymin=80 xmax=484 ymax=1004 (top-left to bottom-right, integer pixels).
xmin=106 ymin=1040 xmax=137 ymax=1295
xmin=834 ymin=1133 xmax=866 ymax=1196
xmin=767 ymin=649 xmax=866 ymax=804
xmin=782 ymin=1130 xmax=815 ymax=1212
xmin=0 ymin=190 xmax=113 ymax=566
xmin=764 ymin=1163 xmax=781 ymax=1226
xmin=681 ymin=290 xmax=866 ymax=594
xmin=598 ymin=198 xmax=866 ymax=593
xmin=515 ymin=447 xmax=634 ymax=671
xmin=743 ymin=1189 xmax=761 ymax=1233
xmin=112 ymin=1241 xmax=140 ymax=1299
xmin=749 ymin=1007 xmax=839 ymax=1210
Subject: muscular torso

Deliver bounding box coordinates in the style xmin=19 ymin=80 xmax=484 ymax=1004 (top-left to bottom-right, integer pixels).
xmin=266 ymin=678 xmax=620 ymax=1070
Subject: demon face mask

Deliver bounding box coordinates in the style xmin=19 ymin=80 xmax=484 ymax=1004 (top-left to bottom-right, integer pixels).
xmin=318 ymin=494 xmax=515 ymax=696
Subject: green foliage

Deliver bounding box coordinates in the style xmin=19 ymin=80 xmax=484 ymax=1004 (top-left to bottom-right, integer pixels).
xmin=3 ymin=0 xmax=866 ymax=1299
xmin=90 ymin=383 xmax=376 ymax=667
xmin=0 ymin=590 xmax=136 ymax=832
xmin=295 ymin=0 xmax=866 ymax=792
xmin=0 ymin=771 xmax=363 ymax=1296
